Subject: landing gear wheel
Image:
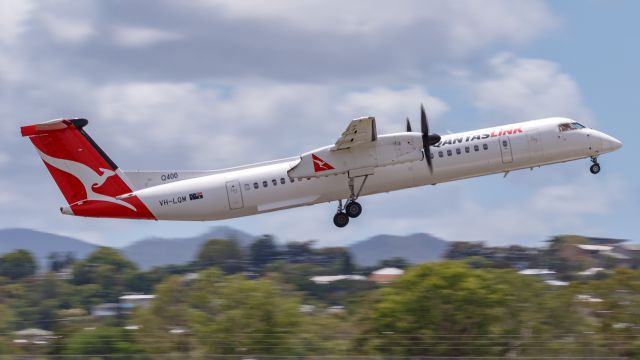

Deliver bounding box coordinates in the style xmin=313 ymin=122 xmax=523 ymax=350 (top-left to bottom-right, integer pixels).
xmin=333 ymin=212 xmax=349 ymax=228
xmin=345 ymin=201 xmax=362 ymax=218
xmin=590 ymin=163 xmax=601 ymax=174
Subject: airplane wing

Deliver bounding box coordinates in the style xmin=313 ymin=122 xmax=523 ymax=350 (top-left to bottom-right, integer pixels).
xmin=331 ymin=116 xmax=377 ymax=150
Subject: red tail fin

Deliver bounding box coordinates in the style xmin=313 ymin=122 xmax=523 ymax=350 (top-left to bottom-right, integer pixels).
xmin=21 ymin=118 xmax=155 ymax=219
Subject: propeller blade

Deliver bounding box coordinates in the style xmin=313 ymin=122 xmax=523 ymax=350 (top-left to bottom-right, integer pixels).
xmin=421 ymin=104 xmax=428 ymax=136
xmin=419 ymin=103 xmax=439 ymax=174
xmin=426 ymin=147 xmax=433 ymax=173
xmin=406 ymin=117 xmax=412 ymax=132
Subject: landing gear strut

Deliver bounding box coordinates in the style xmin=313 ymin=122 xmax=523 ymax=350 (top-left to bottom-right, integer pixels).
xmin=590 ymin=157 xmax=601 ymax=175
xmin=333 ymin=175 xmax=368 ymax=227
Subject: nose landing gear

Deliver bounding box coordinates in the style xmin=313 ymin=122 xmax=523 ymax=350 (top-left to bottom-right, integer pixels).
xmin=590 ymin=157 xmax=601 ymax=174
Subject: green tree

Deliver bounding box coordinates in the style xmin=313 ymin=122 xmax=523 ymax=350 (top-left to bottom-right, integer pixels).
xmin=542 ymin=235 xmax=597 ymax=275
xmin=359 ymin=261 xmax=587 ymax=357
xmin=314 ymin=247 xmax=354 ymax=274
xmin=573 ymin=268 xmax=640 ymax=357
xmin=63 ymin=327 xmax=141 ymax=356
xmin=0 ymin=250 xmax=37 ymax=280
xmin=249 ymin=235 xmax=280 ymax=270
xmin=137 ymin=269 xmax=307 ymax=356
xmin=196 ymin=239 xmax=244 ymax=273
xmin=134 ymin=275 xmax=194 ymax=355
xmin=4 ymin=274 xmax=77 ymax=330
xmin=47 ymin=251 xmax=76 ymax=272
xmin=378 ymin=257 xmax=410 ymax=269
xmin=0 ymin=304 xmax=14 ymax=354
xmin=72 ymin=247 xmax=138 ymax=301
xmin=284 ymin=241 xmax=315 ymax=263
xmin=190 ymin=273 xmax=303 ymax=355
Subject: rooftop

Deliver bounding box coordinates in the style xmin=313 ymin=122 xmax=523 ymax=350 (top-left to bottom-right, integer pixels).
xmin=372 ymin=267 xmax=405 ymax=275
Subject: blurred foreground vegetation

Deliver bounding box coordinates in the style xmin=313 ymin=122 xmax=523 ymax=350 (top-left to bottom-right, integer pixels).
xmin=1 ymin=235 xmax=640 ymax=358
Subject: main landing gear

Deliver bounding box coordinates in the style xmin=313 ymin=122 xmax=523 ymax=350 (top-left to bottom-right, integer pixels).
xmin=333 ymin=175 xmax=368 ymax=228
xmin=333 ymin=200 xmax=363 ymax=227
xmin=590 ymin=156 xmax=601 ymax=175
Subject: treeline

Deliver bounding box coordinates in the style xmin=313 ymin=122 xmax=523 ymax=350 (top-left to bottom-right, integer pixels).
xmin=1 ymin=236 xmax=640 ymax=357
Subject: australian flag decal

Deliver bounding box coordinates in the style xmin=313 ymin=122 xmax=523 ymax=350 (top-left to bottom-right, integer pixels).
xmin=189 ymin=192 xmax=204 ymax=201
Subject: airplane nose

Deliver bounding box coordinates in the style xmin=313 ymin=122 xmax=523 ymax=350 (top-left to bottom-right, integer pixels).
xmin=601 ymin=133 xmax=622 ymax=152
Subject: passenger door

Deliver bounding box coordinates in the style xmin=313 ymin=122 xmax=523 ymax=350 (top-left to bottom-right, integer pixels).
xmin=499 ymin=136 xmax=513 ymax=164
xmin=225 ymin=180 xmax=244 ymax=210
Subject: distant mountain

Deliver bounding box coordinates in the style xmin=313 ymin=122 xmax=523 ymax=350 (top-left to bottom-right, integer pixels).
xmin=348 ymin=233 xmax=449 ymax=266
xmin=0 ymin=227 xmax=447 ymax=271
xmin=0 ymin=228 xmax=98 ymax=271
xmin=120 ymin=226 xmax=256 ymax=270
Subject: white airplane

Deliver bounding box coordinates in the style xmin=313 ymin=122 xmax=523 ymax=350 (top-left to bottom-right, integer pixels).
xmin=21 ymin=106 xmax=622 ymax=227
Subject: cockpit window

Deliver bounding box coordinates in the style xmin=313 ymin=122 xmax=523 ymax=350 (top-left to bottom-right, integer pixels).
xmin=559 ymin=122 xmax=586 ymax=132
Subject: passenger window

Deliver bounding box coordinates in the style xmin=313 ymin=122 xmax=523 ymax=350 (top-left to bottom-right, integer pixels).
xmin=474 ymin=145 xmax=479 ymax=152
xmin=456 ymin=148 xmax=461 ymax=155
xmin=430 ymin=152 xmax=434 ymax=159
xmin=244 ymin=184 xmax=250 ymax=191
xmin=438 ymin=151 xmax=444 ymax=158
xmin=280 ymin=178 xmax=285 ymax=185
xmin=502 ymin=140 xmax=508 ymax=147
xmin=483 ymin=143 xmax=488 ymax=150
xmin=262 ymin=181 xmax=268 ymax=188
xmin=289 ymin=177 xmax=295 ymax=183
xmin=447 ymin=149 xmax=452 ymax=156
xmin=465 ymin=146 xmax=470 ymax=153
xmin=254 ymin=182 xmax=259 ymax=189
xmin=272 ymin=179 xmax=277 ymax=186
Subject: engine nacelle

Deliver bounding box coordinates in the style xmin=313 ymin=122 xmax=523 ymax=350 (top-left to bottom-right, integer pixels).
xmin=287 ymin=133 xmax=424 ymax=179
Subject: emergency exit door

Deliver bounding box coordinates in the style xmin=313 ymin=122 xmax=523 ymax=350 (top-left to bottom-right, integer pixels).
xmin=225 ymin=180 xmax=244 ymax=210
xmin=499 ymin=136 xmax=513 ymax=164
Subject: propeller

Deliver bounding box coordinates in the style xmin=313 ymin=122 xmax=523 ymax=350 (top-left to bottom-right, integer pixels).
xmin=406 ymin=117 xmax=412 ymax=132
xmin=420 ymin=104 xmax=441 ymax=173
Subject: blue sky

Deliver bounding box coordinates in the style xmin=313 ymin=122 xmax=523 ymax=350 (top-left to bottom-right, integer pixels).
xmin=0 ymin=0 xmax=637 ymax=247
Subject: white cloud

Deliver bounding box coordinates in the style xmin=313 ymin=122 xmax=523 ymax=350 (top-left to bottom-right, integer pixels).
xmin=0 ymin=51 xmax=26 ymax=83
xmin=337 ymin=86 xmax=449 ymax=133
xmin=363 ymin=173 xmax=626 ymax=246
xmin=3 ymin=0 xmax=632 ymax=248
xmin=95 ymin=82 xmax=448 ymax=168
xmin=42 ymin=15 xmax=95 ymax=44
xmin=111 ymin=26 xmax=182 ymax=48
xmin=199 ymin=0 xmax=556 ymax=51
xmin=0 ymin=153 xmax=10 ymax=168
xmin=0 ymin=0 xmax=35 ymax=45
xmin=468 ymin=53 xmax=593 ymax=124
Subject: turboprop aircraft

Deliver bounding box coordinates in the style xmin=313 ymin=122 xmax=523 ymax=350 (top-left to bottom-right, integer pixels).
xmin=21 ymin=105 xmax=622 ymax=227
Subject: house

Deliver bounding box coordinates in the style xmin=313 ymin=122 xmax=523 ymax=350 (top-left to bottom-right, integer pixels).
xmin=310 ymin=275 xmax=367 ymax=284
xmin=368 ymin=267 xmax=404 ymax=283
xmin=517 ymin=269 xmax=556 ymax=276
xmin=91 ymin=303 xmax=119 ymax=317
xmin=119 ymin=294 xmax=155 ymax=314
xmin=13 ymin=328 xmax=54 ymax=345
xmin=577 ymin=267 xmax=606 ymax=276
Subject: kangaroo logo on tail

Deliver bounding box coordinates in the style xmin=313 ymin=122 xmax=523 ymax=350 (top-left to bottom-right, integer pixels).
xmin=36 ymin=149 xmax=137 ymax=211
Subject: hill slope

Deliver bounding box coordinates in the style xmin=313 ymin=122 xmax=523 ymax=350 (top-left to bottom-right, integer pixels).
xmin=0 ymin=227 xmax=449 ymax=270
xmin=0 ymin=228 xmax=98 ymax=270
xmin=120 ymin=226 xmax=256 ymax=270
xmin=348 ymin=233 xmax=449 ymax=266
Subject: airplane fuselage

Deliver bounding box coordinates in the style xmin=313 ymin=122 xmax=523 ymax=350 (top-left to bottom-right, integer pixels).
xmin=114 ymin=117 xmax=621 ymax=222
